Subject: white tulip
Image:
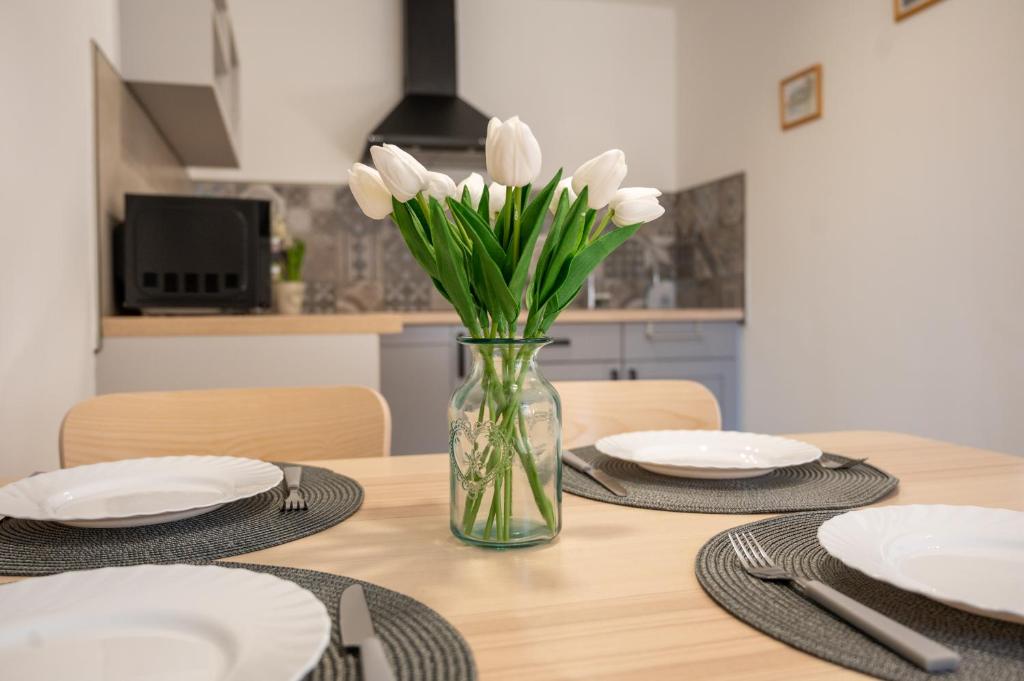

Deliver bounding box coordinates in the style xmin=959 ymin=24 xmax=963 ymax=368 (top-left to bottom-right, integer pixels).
xmin=424 ymin=171 xmax=457 ymax=202
xmin=610 ymin=186 xmax=665 ymax=226
xmin=456 ymin=172 xmax=485 ymax=206
xmin=485 ymin=116 xmax=542 ymax=187
xmin=488 ymin=181 xmax=507 ymax=215
xmin=369 ymin=143 xmax=429 ymax=202
xmin=572 ymin=149 xmax=627 ymax=209
xmin=549 ymin=176 xmax=577 ymax=215
xmin=348 ymin=163 xmax=392 ymax=220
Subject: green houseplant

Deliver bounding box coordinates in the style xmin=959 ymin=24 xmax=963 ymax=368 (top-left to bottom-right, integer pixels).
xmin=349 ymin=116 xmax=664 ymax=546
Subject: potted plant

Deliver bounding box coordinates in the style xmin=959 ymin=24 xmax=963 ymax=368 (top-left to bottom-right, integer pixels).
xmin=274 ymin=239 xmax=306 ymax=315
xmin=348 ymin=116 xmax=664 ymax=547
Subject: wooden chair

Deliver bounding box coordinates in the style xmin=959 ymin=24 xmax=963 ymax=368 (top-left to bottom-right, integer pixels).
xmin=60 ymin=386 xmax=391 ymax=467
xmin=552 ymin=380 xmax=721 ymax=448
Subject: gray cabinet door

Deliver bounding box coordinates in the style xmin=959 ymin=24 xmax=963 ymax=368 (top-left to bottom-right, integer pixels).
xmin=626 ymin=359 xmax=739 ymax=430
xmin=380 ymin=326 xmax=459 ymax=455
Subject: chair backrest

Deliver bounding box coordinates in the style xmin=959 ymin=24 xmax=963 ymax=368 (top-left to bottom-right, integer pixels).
xmin=60 ymin=386 xmax=391 ymax=467
xmin=552 ymin=380 xmax=721 ymax=448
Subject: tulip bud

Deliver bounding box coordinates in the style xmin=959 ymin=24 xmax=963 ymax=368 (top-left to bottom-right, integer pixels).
xmin=610 ymin=186 xmax=665 ymax=226
xmin=348 ymin=163 xmax=392 ymax=220
xmin=456 ymin=172 xmax=485 ymax=207
xmin=369 ymin=143 xmax=429 ymax=202
xmin=488 ymin=181 xmax=507 ymax=216
xmin=485 ymin=116 xmax=542 ymax=187
xmin=549 ymin=176 xmax=577 ymax=215
xmin=424 ymin=171 xmax=457 ymax=202
xmin=572 ymin=149 xmax=627 ymax=209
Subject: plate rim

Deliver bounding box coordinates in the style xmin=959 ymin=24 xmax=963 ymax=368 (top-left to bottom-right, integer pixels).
xmin=0 ymin=563 xmax=330 ymax=681
xmin=594 ymin=429 xmax=823 ymax=471
xmin=817 ymin=503 xmax=1024 ymax=622
xmin=0 ymin=455 xmax=284 ymax=523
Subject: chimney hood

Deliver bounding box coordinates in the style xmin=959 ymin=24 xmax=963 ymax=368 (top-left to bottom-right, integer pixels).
xmin=364 ymin=0 xmax=489 ymax=160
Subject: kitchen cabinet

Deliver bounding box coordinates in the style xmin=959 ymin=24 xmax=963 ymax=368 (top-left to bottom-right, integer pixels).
xmin=119 ymin=0 xmax=239 ymax=166
xmin=380 ymin=321 xmax=741 ymax=454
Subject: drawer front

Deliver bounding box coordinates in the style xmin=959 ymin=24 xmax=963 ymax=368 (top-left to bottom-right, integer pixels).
xmin=541 ymin=361 xmax=624 ymax=382
xmin=624 ymin=322 xmax=738 ymax=361
xmin=542 ymin=323 xmax=621 ymax=362
xmin=380 ymin=324 xmax=460 ymax=347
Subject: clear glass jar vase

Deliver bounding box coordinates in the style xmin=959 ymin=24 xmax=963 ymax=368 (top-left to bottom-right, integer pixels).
xmin=449 ymin=338 xmax=562 ymax=548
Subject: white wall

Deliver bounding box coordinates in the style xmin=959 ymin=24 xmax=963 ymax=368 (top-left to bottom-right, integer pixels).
xmin=0 ymin=1 xmax=121 ymax=475
xmin=190 ymin=0 xmax=678 ymax=189
xmin=677 ymin=0 xmax=1024 ymax=453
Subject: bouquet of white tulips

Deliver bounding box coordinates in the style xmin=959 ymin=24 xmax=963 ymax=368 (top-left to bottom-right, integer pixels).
xmin=349 ymin=116 xmax=663 ymax=544
xmin=348 ymin=116 xmax=664 ymax=339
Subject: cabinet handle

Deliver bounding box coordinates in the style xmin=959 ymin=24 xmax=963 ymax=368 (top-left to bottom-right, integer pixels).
xmin=644 ymin=322 xmax=703 ymax=343
xmin=628 ymin=368 xmax=637 ymax=380
xmin=457 ymin=343 xmax=465 ymax=378
xmin=610 ymin=368 xmax=620 ymax=380
xmin=549 ymin=337 xmax=571 ymax=347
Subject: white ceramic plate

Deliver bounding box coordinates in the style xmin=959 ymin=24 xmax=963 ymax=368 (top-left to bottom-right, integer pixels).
xmin=0 ymin=456 xmax=283 ymax=528
xmin=0 ymin=564 xmax=330 ymax=681
xmin=818 ymin=505 xmax=1024 ymax=623
xmin=594 ymin=430 xmax=822 ymax=479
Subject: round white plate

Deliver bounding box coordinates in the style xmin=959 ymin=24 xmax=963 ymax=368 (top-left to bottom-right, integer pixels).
xmin=0 ymin=564 xmax=330 ymax=681
xmin=594 ymin=430 xmax=822 ymax=479
xmin=818 ymin=505 xmax=1024 ymax=623
xmin=0 ymin=456 xmax=283 ymax=528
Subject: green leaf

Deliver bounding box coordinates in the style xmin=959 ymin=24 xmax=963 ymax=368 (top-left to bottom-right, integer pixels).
xmin=391 ymin=200 xmax=437 ymax=278
xmin=537 ymin=192 xmax=589 ymax=304
xmin=533 ymin=187 xmax=587 ymax=302
xmin=448 ymin=199 xmax=506 ymax=272
xmin=478 ymin=184 xmax=490 ymax=222
xmin=427 ymin=198 xmax=482 ymax=336
xmin=548 ymin=222 xmax=643 ymax=312
xmin=407 ymin=197 xmax=431 ymax=244
xmin=509 ymin=170 xmax=562 ymax=300
xmin=471 ymin=240 xmax=518 ymax=328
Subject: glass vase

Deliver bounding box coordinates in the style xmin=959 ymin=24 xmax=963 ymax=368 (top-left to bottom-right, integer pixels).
xmin=449 ymin=338 xmax=562 ymax=548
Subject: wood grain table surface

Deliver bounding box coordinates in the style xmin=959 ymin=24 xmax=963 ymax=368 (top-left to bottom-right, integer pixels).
xmin=3 ymin=431 xmax=1023 ymax=680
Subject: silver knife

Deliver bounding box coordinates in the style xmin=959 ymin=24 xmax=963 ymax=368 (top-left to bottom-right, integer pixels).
xmin=563 ymin=450 xmax=628 ymax=497
xmin=339 ymin=584 xmax=396 ymax=681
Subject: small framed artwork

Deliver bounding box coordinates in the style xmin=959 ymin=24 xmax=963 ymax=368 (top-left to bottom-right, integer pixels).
xmin=894 ymin=0 xmax=944 ymax=22
xmin=779 ymin=64 xmax=822 ymax=131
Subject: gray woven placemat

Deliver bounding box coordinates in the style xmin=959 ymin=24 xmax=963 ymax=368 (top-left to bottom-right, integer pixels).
xmin=0 ymin=463 xmax=362 ymax=576
xmin=696 ymin=511 xmax=1024 ymax=680
xmin=563 ymin=446 xmax=898 ymax=513
xmin=222 ymin=562 xmax=476 ymax=681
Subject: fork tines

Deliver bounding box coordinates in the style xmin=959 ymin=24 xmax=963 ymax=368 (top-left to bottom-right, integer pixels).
xmin=281 ymin=490 xmax=308 ymax=512
xmin=727 ymin=531 xmax=775 ymax=570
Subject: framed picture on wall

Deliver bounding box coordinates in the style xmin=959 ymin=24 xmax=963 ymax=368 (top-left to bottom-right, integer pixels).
xmin=779 ymin=64 xmax=822 ymax=131
xmin=894 ymin=0 xmax=944 ymax=21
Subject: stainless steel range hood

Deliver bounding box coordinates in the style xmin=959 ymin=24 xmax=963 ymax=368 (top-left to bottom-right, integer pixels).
xmin=364 ymin=0 xmax=489 ymax=160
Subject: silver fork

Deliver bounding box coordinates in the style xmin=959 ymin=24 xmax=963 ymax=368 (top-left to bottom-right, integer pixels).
xmin=280 ymin=466 xmax=308 ymax=511
xmin=728 ymin=531 xmax=960 ymax=673
xmin=819 ymin=453 xmax=868 ymax=470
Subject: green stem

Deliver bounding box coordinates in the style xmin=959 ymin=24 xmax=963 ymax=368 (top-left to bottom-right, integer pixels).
xmin=589 ymin=209 xmax=614 ymax=243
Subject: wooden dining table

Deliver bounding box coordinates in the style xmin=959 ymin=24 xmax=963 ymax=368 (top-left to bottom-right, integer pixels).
xmin=3 ymin=430 xmax=1023 ymax=679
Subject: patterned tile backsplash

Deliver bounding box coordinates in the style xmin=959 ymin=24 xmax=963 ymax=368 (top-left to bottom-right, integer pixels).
xmin=194 ymin=173 xmax=744 ymax=312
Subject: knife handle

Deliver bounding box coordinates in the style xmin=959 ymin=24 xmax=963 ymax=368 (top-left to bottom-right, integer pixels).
xmin=800 ymin=579 xmax=960 ymax=672
xmin=562 ymin=450 xmax=591 ymax=473
xmin=284 ymin=466 xmax=303 ymax=490
xmin=359 ymin=636 xmax=396 ymax=681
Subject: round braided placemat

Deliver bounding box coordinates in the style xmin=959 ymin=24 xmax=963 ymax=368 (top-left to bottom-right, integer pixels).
xmin=222 ymin=562 xmax=477 ymax=681
xmin=563 ymin=446 xmax=897 ymax=513
xmin=696 ymin=511 xmax=1024 ymax=680
xmin=0 ymin=464 xmax=362 ymax=576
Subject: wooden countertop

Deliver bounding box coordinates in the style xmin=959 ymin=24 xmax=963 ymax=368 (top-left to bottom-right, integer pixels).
xmin=3 ymin=431 xmax=1021 ymax=679
xmin=101 ymin=308 xmax=744 ymax=337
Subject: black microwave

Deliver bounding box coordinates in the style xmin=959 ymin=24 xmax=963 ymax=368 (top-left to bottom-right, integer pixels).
xmin=117 ymin=194 xmax=271 ymax=312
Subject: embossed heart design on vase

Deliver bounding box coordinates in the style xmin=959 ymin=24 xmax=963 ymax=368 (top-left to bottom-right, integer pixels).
xmin=449 ymin=418 xmax=515 ymax=495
